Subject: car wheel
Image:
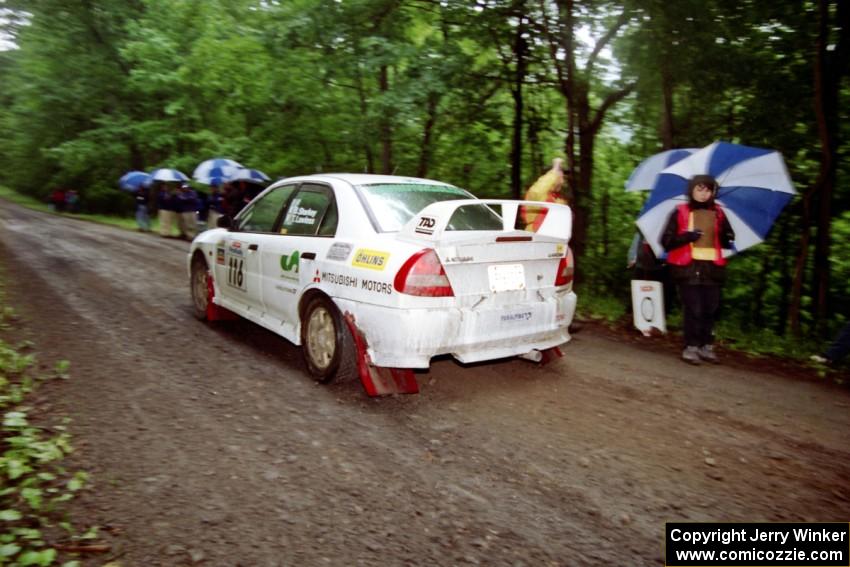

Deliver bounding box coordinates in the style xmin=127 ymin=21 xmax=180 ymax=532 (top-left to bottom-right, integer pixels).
xmin=190 ymin=255 xmax=210 ymax=321
xmin=301 ymin=296 xmax=357 ymax=384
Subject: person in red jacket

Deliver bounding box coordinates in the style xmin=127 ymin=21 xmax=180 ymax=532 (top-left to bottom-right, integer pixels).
xmin=661 ymin=175 xmax=735 ymax=365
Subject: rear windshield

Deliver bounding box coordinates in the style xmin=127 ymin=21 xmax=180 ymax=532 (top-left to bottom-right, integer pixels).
xmin=358 ymin=183 xmax=503 ymax=232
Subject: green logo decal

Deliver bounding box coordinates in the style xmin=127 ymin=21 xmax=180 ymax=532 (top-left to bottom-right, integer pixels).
xmin=280 ymin=251 xmax=300 ymax=273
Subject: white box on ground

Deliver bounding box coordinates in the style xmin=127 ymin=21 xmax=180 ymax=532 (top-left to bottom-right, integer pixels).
xmin=631 ymin=280 xmax=666 ymax=335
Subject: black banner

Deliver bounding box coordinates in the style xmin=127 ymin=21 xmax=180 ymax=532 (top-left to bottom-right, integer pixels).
xmin=665 ymin=522 xmax=849 ymax=566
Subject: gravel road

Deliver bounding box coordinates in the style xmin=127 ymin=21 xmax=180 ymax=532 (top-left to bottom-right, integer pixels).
xmin=1 ymin=201 xmax=848 ymax=566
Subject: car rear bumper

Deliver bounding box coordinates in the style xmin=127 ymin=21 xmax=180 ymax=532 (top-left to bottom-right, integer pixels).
xmin=336 ymin=291 xmax=577 ymax=368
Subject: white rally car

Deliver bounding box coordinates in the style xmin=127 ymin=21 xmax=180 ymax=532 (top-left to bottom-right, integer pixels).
xmin=189 ymin=174 xmax=576 ymax=395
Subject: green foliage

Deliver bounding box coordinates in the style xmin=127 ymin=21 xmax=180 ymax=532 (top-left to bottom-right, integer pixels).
xmin=576 ymin=292 xmax=629 ymax=324
xmin=0 ymin=302 xmax=87 ymax=566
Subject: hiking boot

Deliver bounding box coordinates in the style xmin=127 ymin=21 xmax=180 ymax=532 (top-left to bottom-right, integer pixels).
xmin=698 ymin=344 xmax=719 ymax=363
xmin=682 ymin=346 xmax=701 ymax=365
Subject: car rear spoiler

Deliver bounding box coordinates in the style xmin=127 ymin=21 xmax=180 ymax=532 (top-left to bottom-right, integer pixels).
xmin=397 ymin=199 xmax=572 ymax=244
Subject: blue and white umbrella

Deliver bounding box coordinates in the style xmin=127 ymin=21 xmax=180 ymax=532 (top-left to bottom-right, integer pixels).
xmin=625 ymin=148 xmax=698 ymax=192
xmin=118 ymin=170 xmax=152 ymax=192
xmin=636 ymin=141 xmax=796 ymax=258
xmin=150 ymin=168 xmax=190 ymax=183
xmin=229 ymin=167 xmax=270 ymax=184
xmin=193 ymin=158 xmax=242 ymax=185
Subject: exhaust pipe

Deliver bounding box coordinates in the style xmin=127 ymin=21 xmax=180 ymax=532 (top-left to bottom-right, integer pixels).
xmin=518 ymin=349 xmax=543 ymax=363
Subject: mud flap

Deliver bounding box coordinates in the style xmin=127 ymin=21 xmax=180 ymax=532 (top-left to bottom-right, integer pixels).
xmin=206 ymin=272 xmax=238 ymax=322
xmin=539 ymin=346 xmax=563 ymax=365
xmin=343 ymin=314 xmax=419 ymax=396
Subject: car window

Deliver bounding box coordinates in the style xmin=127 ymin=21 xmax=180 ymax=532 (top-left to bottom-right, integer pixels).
xmin=447 ymin=204 xmax=504 ymax=231
xmin=280 ymin=184 xmax=336 ymax=236
xmin=357 ymin=183 xmax=501 ymax=232
xmin=235 ymin=185 xmax=296 ymax=233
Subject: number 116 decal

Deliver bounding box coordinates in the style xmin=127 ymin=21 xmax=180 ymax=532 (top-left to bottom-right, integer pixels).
xmin=227 ymin=256 xmax=246 ymax=291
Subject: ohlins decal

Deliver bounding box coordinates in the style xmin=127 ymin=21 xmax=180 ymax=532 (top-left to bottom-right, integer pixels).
xmin=352 ymin=249 xmax=390 ymax=271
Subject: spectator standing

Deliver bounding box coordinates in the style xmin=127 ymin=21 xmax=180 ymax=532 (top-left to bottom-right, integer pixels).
xmin=223 ymin=182 xmax=244 ymax=218
xmin=65 ymin=189 xmax=80 ymax=213
xmin=661 ymin=175 xmax=735 ymax=365
xmin=207 ymin=181 xmax=226 ymax=229
xmin=156 ymin=183 xmax=178 ymax=237
xmin=135 ymin=185 xmax=151 ymax=232
xmin=50 ymin=188 xmax=66 ymax=212
xmin=195 ymin=190 xmax=209 ymax=229
xmin=175 ymin=183 xmax=199 ymax=240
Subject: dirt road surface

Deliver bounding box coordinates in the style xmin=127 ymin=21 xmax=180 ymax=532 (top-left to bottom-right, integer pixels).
xmin=1 ymin=201 xmax=848 ymax=566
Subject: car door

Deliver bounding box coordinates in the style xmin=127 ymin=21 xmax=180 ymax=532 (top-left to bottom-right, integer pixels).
xmin=260 ymin=182 xmax=340 ymax=330
xmin=214 ymin=185 xmax=295 ymax=316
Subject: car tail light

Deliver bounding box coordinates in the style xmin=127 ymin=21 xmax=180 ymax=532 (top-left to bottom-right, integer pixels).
xmin=555 ymin=247 xmax=574 ymax=287
xmin=394 ymin=249 xmax=454 ymax=297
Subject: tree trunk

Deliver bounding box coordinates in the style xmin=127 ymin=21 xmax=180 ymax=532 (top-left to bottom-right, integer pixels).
xmin=543 ymin=1 xmax=633 ymax=264
xmin=416 ymin=92 xmax=440 ymax=178
xmin=526 ymin=105 xmax=544 ymax=177
xmin=792 ymin=0 xmax=848 ymax=335
xmin=378 ymin=64 xmax=393 ymax=174
xmin=354 ymin=71 xmax=374 ymax=173
xmin=788 ymin=197 xmax=811 ymax=336
xmin=811 ymin=0 xmax=849 ymax=335
xmin=659 ymin=63 xmax=675 ymax=149
xmin=510 ymin=17 xmax=528 ymax=199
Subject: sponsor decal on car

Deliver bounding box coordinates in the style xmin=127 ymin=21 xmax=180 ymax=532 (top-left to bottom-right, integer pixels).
xmin=228 ymin=241 xmax=244 ymax=256
xmin=352 ymin=249 xmax=390 ymax=271
xmin=415 ymin=215 xmax=436 ymax=235
xmin=326 ymin=242 xmax=353 ymax=262
xmin=216 ymin=247 xmax=225 ymax=265
xmin=283 ymin=198 xmax=318 ymax=226
xmin=320 ymin=271 xmax=392 ymax=295
xmin=321 ymin=271 xmax=359 ymax=289
xmin=361 ymin=279 xmax=393 ymax=295
xmin=547 ymin=243 xmax=567 ymax=258
xmin=280 ymin=251 xmax=300 ymax=281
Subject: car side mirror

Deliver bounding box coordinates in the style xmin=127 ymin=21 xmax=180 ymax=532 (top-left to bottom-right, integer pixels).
xmin=217 ymin=215 xmax=232 ymax=229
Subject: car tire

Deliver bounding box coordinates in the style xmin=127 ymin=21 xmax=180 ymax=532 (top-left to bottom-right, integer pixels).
xmin=190 ymin=254 xmax=211 ymax=321
xmin=301 ymin=295 xmax=357 ymax=384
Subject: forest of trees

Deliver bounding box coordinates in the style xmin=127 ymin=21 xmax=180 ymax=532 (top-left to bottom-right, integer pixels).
xmin=0 ymin=0 xmax=847 ymax=344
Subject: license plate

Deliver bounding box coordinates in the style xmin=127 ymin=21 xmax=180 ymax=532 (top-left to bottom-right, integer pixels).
xmin=488 ymin=264 xmax=525 ymax=292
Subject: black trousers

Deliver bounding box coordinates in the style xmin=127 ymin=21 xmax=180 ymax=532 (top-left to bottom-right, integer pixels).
xmin=678 ymin=284 xmax=721 ymax=347
xmin=825 ymin=321 xmax=850 ymax=363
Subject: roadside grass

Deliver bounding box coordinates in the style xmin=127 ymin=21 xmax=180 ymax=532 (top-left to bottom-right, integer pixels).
xmin=0 ymin=281 xmax=91 ymax=566
xmin=576 ymin=289 xmax=839 ymax=375
xmin=0 ymin=186 xmax=147 ymax=233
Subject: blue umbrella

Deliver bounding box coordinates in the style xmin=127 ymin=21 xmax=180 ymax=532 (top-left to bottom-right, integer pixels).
xmin=193 ymin=158 xmax=242 ymax=185
xmin=150 ymin=168 xmax=190 ymax=183
xmin=229 ymin=167 xmax=270 ymax=184
xmin=636 ymin=141 xmax=796 ymax=258
xmin=625 ymin=148 xmax=698 ymax=192
xmin=118 ymin=170 xmax=152 ymax=192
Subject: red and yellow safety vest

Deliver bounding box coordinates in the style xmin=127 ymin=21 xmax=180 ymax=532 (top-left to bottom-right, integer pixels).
xmin=667 ymin=203 xmax=728 ymax=267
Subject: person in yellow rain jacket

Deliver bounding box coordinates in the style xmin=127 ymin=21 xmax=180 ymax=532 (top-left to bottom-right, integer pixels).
xmin=521 ymin=157 xmax=567 ymax=231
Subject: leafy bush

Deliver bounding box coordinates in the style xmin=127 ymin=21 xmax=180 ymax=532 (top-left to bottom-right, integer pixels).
xmin=0 ymin=306 xmax=87 ymax=566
